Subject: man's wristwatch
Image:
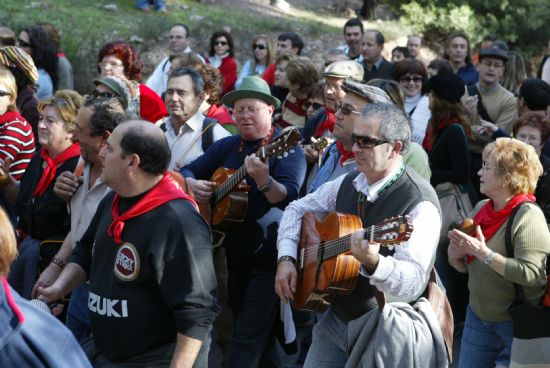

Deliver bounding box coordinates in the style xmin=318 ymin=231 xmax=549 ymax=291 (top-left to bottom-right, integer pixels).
xmin=258 ymin=176 xmax=273 ymax=193
xmin=277 ymin=256 xmax=296 ymax=265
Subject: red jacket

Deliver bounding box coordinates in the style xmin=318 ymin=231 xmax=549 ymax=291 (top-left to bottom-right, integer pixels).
xmin=138 ymin=84 xmax=168 ymax=123
xmin=262 ymin=63 xmax=276 ymax=86
xmin=206 ymin=55 xmax=237 ymax=95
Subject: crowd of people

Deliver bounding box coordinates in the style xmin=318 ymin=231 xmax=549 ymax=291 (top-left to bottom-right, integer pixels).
xmin=0 ymin=17 xmax=549 ymax=368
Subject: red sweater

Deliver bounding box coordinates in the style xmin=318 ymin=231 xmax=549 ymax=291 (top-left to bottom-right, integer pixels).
xmin=138 ymin=84 xmax=168 ymax=123
xmin=0 ymin=111 xmax=35 ymax=180
xmin=261 ymin=63 xmax=276 ymax=86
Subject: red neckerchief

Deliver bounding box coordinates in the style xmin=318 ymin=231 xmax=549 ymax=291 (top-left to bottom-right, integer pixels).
xmin=422 ymin=116 xmax=461 ymax=152
xmin=466 ymin=193 xmax=536 ymax=263
xmin=33 ymin=143 xmax=80 ymax=197
xmin=2 ymin=277 xmax=24 ymax=324
xmin=0 ymin=111 xmax=23 ymax=125
xmin=238 ymin=127 xmax=275 ymax=153
xmin=313 ymin=108 xmax=335 ymax=138
xmin=108 ymin=172 xmax=198 ymax=245
xmin=336 ymin=141 xmax=355 ymax=166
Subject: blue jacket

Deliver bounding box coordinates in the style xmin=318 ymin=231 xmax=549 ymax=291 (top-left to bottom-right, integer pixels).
xmin=457 ymin=62 xmax=479 ymax=86
xmin=0 ymin=277 xmax=91 ymax=367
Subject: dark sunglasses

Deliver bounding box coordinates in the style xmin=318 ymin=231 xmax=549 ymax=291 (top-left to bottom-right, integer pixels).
xmin=352 ymin=133 xmax=389 ymax=148
xmin=17 ymin=38 xmax=31 ymax=48
xmin=336 ymin=102 xmax=361 ymax=116
xmin=214 ymin=41 xmax=228 ymax=46
xmin=92 ymin=90 xmax=115 ymax=99
xmin=0 ymin=90 xmax=11 ymax=97
xmin=399 ymin=76 xmax=423 ymax=83
xmin=253 ymin=44 xmax=266 ymax=50
xmin=304 ymin=102 xmax=323 ymax=110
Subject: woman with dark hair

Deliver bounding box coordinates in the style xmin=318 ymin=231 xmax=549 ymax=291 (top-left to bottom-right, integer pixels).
xmin=0 ymin=46 xmax=40 ymax=137
xmin=38 ymin=22 xmax=73 ymax=90
xmin=427 ymin=58 xmax=453 ymax=78
xmin=393 ymin=58 xmax=431 ymax=143
xmin=97 ymin=40 xmax=167 ymax=123
xmin=206 ymin=30 xmax=237 ymax=95
xmin=17 ymin=26 xmax=58 ymax=100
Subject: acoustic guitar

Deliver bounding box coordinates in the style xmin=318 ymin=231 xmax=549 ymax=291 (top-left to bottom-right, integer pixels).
xmin=199 ymin=127 xmax=302 ymax=230
xmin=294 ymin=212 xmax=413 ymax=312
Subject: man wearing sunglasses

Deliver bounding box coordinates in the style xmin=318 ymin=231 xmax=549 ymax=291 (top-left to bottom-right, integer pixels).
xmin=307 ymin=80 xmax=391 ymax=193
xmin=276 ymin=103 xmax=441 ymax=367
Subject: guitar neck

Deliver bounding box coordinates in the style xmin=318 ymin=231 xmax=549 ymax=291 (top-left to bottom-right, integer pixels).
xmin=213 ymin=164 xmax=247 ymax=205
xmin=320 ymin=226 xmax=390 ymax=262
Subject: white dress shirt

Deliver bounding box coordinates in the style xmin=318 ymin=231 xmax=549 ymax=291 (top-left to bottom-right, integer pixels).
xmin=277 ymin=165 xmax=441 ymax=299
xmin=164 ymin=112 xmax=231 ymax=170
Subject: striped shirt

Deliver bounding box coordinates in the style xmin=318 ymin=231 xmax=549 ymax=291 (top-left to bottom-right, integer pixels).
xmin=0 ymin=111 xmax=36 ymax=180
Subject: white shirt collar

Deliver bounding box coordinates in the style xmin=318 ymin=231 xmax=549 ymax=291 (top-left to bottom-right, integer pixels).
xmin=352 ymin=160 xmax=404 ymax=202
xmin=166 ymin=111 xmax=204 ymax=136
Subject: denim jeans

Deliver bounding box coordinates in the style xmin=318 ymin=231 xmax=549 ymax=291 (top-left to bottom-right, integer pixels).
xmin=303 ymin=309 xmax=349 ymax=368
xmin=458 ymin=305 xmax=513 ymax=368
xmin=66 ymin=283 xmax=91 ymax=343
xmin=135 ymin=0 xmax=166 ymax=10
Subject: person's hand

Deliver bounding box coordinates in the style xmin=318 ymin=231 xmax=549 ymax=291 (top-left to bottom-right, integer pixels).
xmin=32 ymin=262 xmax=63 ymax=298
xmin=0 ymin=158 xmax=14 ymax=188
xmin=245 ymin=154 xmax=269 ymax=187
xmin=350 ymin=229 xmax=380 ymax=274
xmin=448 ymin=226 xmax=488 ymax=259
xmin=302 ymin=144 xmax=319 ymax=164
xmin=36 ymin=284 xmax=65 ymax=316
xmin=275 ymin=260 xmax=297 ymax=304
xmin=185 ymin=178 xmax=216 ymax=204
xmin=54 ymin=171 xmax=82 ymax=202
xmin=463 ymin=95 xmax=478 ymax=115
xmin=476 ymin=119 xmax=499 ymax=136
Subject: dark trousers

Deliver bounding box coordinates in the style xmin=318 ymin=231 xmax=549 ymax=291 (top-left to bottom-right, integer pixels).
xmin=228 ymin=268 xmax=279 ymax=368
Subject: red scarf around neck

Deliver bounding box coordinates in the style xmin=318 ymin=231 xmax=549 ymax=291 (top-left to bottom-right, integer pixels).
xmin=313 ymin=109 xmax=335 ymax=138
xmin=422 ymin=117 xmax=460 ymax=152
xmin=107 ymin=172 xmax=198 ymax=245
xmin=33 ymin=143 xmax=81 ymax=197
xmin=466 ymin=193 xmax=535 ymax=263
xmin=336 ymin=141 xmax=355 ymax=166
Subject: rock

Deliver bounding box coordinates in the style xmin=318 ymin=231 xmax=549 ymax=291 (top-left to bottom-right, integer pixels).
xmin=129 ymin=35 xmax=144 ymax=43
xmin=104 ymin=4 xmax=118 ymax=11
xmin=270 ymin=0 xmax=290 ymax=11
xmin=189 ymin=14 xmax=205 ymax=22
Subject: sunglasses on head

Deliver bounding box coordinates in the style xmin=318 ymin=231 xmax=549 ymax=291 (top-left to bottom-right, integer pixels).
xmin=214 ymin=41 xmax=228 ymax=46
xmin=17 ymin=38 xmax=31 ymax=48
xmin=0 ymin=90 xmax=10 ymax=97
xmin=253 ymin=44 xmax=266 ymax=50
xmin=351 ymin=133 xmax=389 ymax=148
xmin=336 ymin=102 xmax=362 ymax=116
xmin=304 ymin=102 xmax=323 ymax=110
xmin=399 ymin=76 xmax=423 ymax=83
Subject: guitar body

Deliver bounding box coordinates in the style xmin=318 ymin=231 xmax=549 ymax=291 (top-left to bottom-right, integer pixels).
xmin=199 ymin=167 xmax=249 ymax=227
xmin=294 ymin=212 xmax=363 ymax=312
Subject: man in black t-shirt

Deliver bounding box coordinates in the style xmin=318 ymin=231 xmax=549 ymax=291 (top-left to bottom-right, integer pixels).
xmin=39 ymin=120 xmax=218 ymax=367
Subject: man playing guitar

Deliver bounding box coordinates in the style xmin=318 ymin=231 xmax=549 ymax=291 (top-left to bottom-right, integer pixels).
xmin=275 ymin=103 xmax=441 ymax=367
xmin=181 ymin=76 xmax=306 ymax=368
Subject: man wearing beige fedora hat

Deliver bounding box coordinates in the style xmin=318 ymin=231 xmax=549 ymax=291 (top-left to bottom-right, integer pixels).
xmin=181 ymin=76 xmax=306 ymax=367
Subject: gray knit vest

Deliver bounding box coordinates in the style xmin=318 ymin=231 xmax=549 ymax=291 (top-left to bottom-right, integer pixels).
xmin=331 ymin=167 xmax=441 ymax=322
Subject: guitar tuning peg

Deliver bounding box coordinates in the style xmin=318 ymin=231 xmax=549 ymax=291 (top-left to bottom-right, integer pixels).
xmin=283 ymin=152 xmax=288 ymax=157
xmin=289 ymin=149 xmax=295 ymax=153
xmin=277 ymin=155 xmax=282 ymax=159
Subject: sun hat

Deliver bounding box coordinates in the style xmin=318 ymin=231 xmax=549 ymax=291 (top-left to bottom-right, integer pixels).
xmin=321 ymin=60 xmax=364 ymax=81
xmin=0 ymin=46 xmax=39 ymax=83
xmin=222 ymin=76 xmax=280 ymax=109
xmin=93 ymin=76 xmax=130 ymax=110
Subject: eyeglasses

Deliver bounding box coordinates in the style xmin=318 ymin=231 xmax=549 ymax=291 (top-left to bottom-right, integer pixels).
xmin=92 ymin=90 xmax=116 ymax=99
xmin=351 ymin=133 xmax=389 ymax=148
xmin=214 ymin=41 xmax=228 ymax=46
xmin=17 ymin=38 xmax=31 ymax=48
xmin=399 ymin=76 xmax=423 ymax=83
xmin=0 ymin=90 xmax=11 ymax=97
xmin=336 ymin=102 xmax=362 ymax=116
xmin=98 ymin=61 xmax=124 ymax=70
xmin=480 ymin=61 xmax=504 ymax=68
xmin=304 ymin=102 xmax=323 ymax=111
xmin=253 ymin=44 xmax=266 ymax=50
xmin=481 ymin=161 xmax=503 ymax=171
xmin=323 ymin=80 xmax=343 ymax=92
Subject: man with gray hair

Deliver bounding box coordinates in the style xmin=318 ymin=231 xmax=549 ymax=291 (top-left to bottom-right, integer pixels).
xmin=275 ymin=103 xmax=441 ymax=366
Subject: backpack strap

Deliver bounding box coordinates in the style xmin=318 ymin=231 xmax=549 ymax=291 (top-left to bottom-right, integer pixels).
xmin=201 ymin=117 xmax=218 ymax=153
xmin=467 ymin=84 xmax=494 ymax=123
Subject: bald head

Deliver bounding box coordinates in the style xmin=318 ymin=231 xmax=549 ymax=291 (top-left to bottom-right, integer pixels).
xmin=118 ymin=120 xmax=171 ymax=175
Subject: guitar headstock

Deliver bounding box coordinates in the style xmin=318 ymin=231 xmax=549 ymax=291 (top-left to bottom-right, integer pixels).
xmin=259 ymin=127 xmax=302 ymax=159
xmin=310 ymin=136 xmax=334 ymax=151
xmin=364 ymin=215 xmax=414 ymax=246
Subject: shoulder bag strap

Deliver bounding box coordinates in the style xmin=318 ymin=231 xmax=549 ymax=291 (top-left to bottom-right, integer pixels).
xmin=467 ymin=84 xmax=494 ymax=123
